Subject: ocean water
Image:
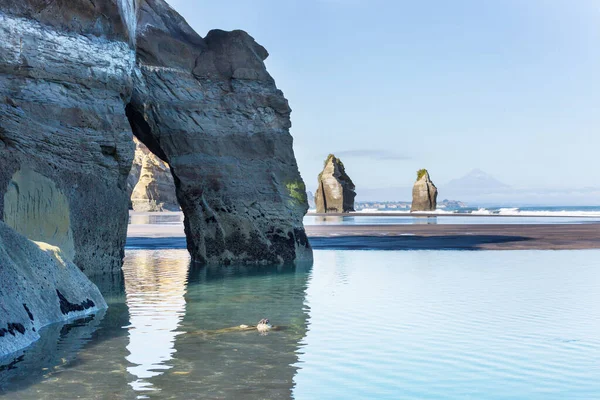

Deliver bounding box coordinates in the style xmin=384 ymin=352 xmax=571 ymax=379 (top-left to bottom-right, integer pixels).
xmin=1 ymin=249 xmax=599 ymax=399
xmin=307 ymin=205 xmax=600 ymax=225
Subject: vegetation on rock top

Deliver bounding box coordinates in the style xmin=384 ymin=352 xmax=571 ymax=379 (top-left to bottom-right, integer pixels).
xmin=417 ymin=169 xmax=428 ymax=181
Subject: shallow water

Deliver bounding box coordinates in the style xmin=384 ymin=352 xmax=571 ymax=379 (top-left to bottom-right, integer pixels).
xmin=1 ymin=250 xmax=600 ymax=399
xmin=128 ymin=212 xmax=600 ymax=227
xmin=304 ymin=215 xmax=600 ymax=225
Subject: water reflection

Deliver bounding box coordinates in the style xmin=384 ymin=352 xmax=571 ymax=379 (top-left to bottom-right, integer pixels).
xmin=0 ymin=250 xmax=312 ymax=399
xmin=123 ymin=250 xmax=189 ymax=398
xmin=0 ymin=311 xmax=106 ymax=395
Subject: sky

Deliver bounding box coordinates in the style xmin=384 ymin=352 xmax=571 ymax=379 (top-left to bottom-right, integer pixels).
xmin=167 ymin=0 xmax=599 ymax=198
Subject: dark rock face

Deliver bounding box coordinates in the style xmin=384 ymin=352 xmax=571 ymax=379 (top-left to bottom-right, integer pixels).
xmin=0 ymin=0 xmax=136 ymax=274
xmin=0 ymin=222 xmax=106 ymax=356
xmin=411 ymin=170 xmax=438 ymax=212
xmin=315 ymin=155 xmax=356 ymax=213
xmin=127 ymin=0 xmax=312 ymax=265
xmin=1 ymin=0 xmax=311 ymax=272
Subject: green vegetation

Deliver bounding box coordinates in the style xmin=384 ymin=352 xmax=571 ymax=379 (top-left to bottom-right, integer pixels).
xmin=417 ymin=169 xmax=428 ymax=180
xmin=286 ymin=180 xmax=307 ymax=205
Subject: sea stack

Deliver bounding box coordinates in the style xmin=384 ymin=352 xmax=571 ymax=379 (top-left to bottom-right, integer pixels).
xmin=315 ymin=154 xmax=356 ymax=213
xmin=411 ymin=169 xmax=438 ymax=212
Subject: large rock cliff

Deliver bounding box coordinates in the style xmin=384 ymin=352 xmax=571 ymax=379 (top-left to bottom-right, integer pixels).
xmin=0 ymin=222 xmax=106 ymax=356
xmin=1 ymin=0 xmax=311 ymax=272
xmin=315 ymin=154 xmax=356 ymax=213
xmin=0 ymin=0 xmax=136 ymax=275
xmin=411 ymin=169 xmax=438 ymax=212
xmin=127 ymin=0 xmax=311 ymax=265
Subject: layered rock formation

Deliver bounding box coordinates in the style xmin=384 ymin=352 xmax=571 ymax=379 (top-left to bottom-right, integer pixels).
xmin=129 ymin=138 xmax=179 ymax=212
xmin=0 ymin=1 xmax=136 ymax=274
xmin=411 ymin=169 xmax=438 ymax=212
xmin=0 ymin=222 xmax=106 ymax=356
xmin=315 ymin=154 xmax=356 ymax=213
xmin=127 ymin=0 xmax=311 ymax=265
xmin=1 ymin=0 xmax=311 ymax=272
xmin=0 ymin=0 xmax=311 ymax=357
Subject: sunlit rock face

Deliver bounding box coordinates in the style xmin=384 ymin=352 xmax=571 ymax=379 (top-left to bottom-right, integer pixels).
xmin=0 ymin=0 xmax=136 ymax=274
xmin=315 ymin=155 xmax=356 ymax=213
xmin=129 ymin=138 xmax=179 ymax=212
xmin=127 ymin=0 xmax=312 ymax=265
xmin=411 ymin=170 xmax=438 ymax=212
xmin=0 ymin=222 xmax=106 ymax=357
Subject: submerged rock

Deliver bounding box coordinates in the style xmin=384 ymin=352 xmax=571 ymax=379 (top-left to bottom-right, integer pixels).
xmin=0 ymin=1 xmax=135 ymax=274
xmin=315 ymin=155 xmax=356 ymax=213
xmin=0 ymin=222 xmax=106 ymax=357
xmin=411 ymin=169 xmax=438 ymax=212
xmin=129 ymin=138 xmax=179 ymax=212
xmin=127 ymin=0 xmax=312 ymax=265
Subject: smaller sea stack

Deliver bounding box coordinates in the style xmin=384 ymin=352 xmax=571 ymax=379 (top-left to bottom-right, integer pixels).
xmin=315 ymin=154 xmax=356 ymax=213
xmin=411 ymin=169 xmax=438 ymax=212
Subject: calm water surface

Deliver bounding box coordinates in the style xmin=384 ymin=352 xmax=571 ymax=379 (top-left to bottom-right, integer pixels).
xmin=1 ymin=250 xmax=599 ymax=399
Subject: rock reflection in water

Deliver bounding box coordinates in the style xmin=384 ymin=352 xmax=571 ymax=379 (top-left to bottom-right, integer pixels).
xmin=123 ymin=250 xmax=189 ymax=397
xmin=0 ymin=311 xmax=106 ymax=395
xmin=0 ymin=250 xmax=311 ymax=399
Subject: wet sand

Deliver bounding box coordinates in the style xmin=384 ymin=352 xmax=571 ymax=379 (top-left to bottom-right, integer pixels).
xmin=127 ymin=220 xmax=600 ymax=251
xmin=306 ymin=223 xmax=600 ymax=250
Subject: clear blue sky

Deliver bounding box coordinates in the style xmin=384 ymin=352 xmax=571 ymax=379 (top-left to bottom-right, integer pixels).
xmin=168 ymin=0 xmax=599 ymax=193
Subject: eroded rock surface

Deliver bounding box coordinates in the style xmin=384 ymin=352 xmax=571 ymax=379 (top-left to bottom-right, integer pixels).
xmin=127 ymin=0 xmax=312 ymax=265
xmin=0 ymin=1 xmax=136 ymax=274
xmin=315 ymin=155 xmax=356 ymax=213
xmin=411 ymin=170 xmax=438 ymax=212
xmin=130 ymin=139 xmax=179 ymax=212
xmin=127 ymin=138 xmax=147 ymax=204
xmin=0 ymin=222 xmax=106 ymax=356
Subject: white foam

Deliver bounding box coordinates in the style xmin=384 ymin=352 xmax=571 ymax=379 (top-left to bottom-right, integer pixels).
xmin=471 ymin=208 xmax=493 ymax=215
xmin=469 ymin=207 xmax=600 ymax=217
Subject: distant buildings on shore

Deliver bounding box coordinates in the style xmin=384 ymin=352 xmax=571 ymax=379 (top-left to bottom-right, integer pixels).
xmin=353 ymin=199 xmax=467 ymax=212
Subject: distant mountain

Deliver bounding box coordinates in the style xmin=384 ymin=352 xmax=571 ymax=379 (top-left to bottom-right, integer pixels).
xmin=444 ymin=169 xmax=510 ymax=193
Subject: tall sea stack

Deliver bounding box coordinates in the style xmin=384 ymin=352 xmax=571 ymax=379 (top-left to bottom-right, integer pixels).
xmin=411 ymin=169 xmax=438 ymax=212
xmin=315 ymin=154 xmax=356 ymax=213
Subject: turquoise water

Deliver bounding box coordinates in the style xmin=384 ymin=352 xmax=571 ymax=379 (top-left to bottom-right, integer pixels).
xmin=1 ymin=250 xmax=600 ymax=399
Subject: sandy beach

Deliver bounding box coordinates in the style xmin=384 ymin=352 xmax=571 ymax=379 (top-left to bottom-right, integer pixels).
xmin=127 ymin=213 xmax=600 ymax=251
